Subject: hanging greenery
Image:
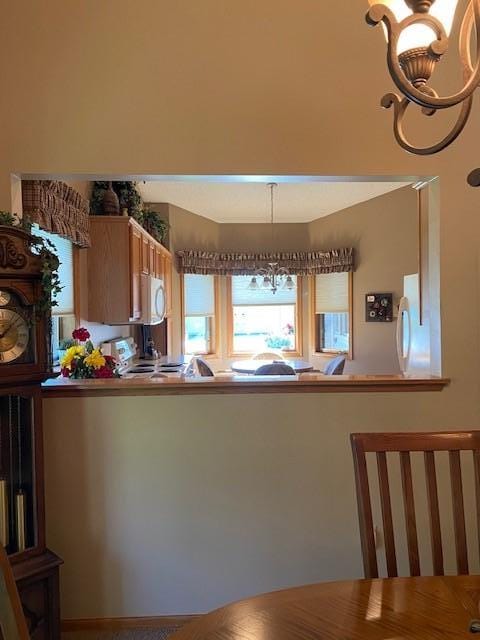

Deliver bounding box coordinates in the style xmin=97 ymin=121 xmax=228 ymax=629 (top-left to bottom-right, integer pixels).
xmin=0 ymin=211 xmax=62 ymax=315
xmin=141 ymin=207 xmax=169 ymax=244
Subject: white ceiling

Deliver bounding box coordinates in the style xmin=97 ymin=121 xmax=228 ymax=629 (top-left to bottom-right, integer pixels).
xmin=137 ymin=180 xmax=412 ymax=223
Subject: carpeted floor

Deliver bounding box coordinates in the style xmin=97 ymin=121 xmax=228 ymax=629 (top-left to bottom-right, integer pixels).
xmin=62 ymin=626 xmax=180 ymax=640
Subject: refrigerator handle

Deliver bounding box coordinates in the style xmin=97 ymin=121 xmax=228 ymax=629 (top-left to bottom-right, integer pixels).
xmin=396 ymin=296 xmax=411 ymax=373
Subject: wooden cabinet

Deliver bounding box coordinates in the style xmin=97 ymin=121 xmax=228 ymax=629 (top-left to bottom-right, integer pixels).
xmin=141 ymin=236 xmax=150 ymax=275
xmin=163 ymin=254 xmax=173 ymax=316
xmin=129 ymin=226 xmax=142 ymax=321
xmin=154 ymin=248 xmax=163 ymax=279
xmin=88 ymin=217 xmax=172 ymax=324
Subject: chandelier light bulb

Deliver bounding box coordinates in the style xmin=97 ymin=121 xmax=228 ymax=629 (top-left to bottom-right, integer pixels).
xmin=248 ymin=277 xmax=260 ymax=290
xmin=369 ymin=0 xmax=459 ymax=53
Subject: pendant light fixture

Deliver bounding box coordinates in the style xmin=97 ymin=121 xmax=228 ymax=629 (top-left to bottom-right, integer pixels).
xmin=248 ymin=184 xmax=295 ymax=295
xmin=366 ymin=0 xmax=480 ymax=159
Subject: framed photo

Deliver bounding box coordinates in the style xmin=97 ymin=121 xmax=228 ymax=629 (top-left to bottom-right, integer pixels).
xmin=365 ymin=293 xmax=393 ymax=322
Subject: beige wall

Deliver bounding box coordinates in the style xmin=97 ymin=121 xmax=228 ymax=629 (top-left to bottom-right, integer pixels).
xmin=2 ymin=0 xmax=480 ymax=620
xmin=309 ymin=186 xmax=419 ymax=374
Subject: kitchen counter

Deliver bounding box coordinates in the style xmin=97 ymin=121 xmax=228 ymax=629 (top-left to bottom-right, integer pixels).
xmin=42 ymin=373 xmax=449 ymax=397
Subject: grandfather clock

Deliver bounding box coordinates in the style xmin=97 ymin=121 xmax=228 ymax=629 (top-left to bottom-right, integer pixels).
xmin=0 ymin=226 xmax=62 ymax=639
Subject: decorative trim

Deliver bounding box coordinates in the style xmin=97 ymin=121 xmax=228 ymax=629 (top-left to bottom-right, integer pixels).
xmin=61 ymin=614 xmax=200 ymax=632
xmin=176 ymin=249 xmax=354 ymax=276
xmin=0 ymin=236 xmax=27 ymax=269
xmin=22 ymin=180 xmax=90 ymax=248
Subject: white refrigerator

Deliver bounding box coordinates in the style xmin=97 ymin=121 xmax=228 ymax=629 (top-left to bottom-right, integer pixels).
xmin=396 ymin=273 xmax=431 ymax=375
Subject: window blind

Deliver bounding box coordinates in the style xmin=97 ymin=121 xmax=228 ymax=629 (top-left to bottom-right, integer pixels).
xmin=315 ymin=272 xmax=349 ymax=313
xmin=184 ymin=274 xmax=215 ymax=316
xmin=232 ymin=275 xmax=297 ymax=306
xmin=33 ymin=224 xmax=74 ymax=315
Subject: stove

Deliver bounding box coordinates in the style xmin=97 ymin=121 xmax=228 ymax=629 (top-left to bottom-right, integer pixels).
xmin=100 ymin=338 xmax=185 ymax=378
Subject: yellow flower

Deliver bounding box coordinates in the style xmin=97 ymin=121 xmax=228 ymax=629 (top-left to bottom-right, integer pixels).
xmin=84 ymin=349 xmax=106 ymax=370
xmin=61 ymin=346 xmax=85 ymax=370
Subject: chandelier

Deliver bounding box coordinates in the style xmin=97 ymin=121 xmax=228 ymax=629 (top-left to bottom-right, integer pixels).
xmin=248 ymin=183 xmax=295 ymax=295
xmin=366 ymin=0 xmax=480 ymax=171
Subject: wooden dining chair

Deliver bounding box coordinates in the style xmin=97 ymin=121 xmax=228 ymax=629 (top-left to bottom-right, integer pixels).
xmin=351 ymin=430 xmax=480 ymax=579
xmin=0 ymin=544 xmax=29 ymax=639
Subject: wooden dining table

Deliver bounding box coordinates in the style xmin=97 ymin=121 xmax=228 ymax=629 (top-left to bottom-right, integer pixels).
xmin=171 ymin=576 xmax=480 ymax=640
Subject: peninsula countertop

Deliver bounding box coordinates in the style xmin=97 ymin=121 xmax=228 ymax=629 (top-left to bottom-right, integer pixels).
xmin=41 ymin=373 xmax=450 ymax=397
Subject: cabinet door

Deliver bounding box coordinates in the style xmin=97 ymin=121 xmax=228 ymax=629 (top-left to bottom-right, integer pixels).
xmin=129 ymin=227 xmax=142 ymax=321
xmin=149 ymin=243 xmax=156 ymax=277
xmin=141 ymin=236 xmax=150 ymax=275
xmin=155 ymin=249 xmax=164 ymax=279
xmin=163 ymin=255 xmax=172 ymax=316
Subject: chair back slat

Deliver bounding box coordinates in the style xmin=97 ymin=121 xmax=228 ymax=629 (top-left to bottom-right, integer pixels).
xmin=351 ymin=441 xmax=378 ymax=578
xmin=376 ymin=451 xmax=398 ymax=577
xmin=351 ymin=431 xmax=480 ymax=578
xmin=473 ymin=450 xmax=480 ymax=566
xmin=399 ymin=451 xmax=420 ymax=576
xmin=449 ymin=450 xmax=469 ymax=574
xmin=424 ymin=451 xmax=444 ymax=575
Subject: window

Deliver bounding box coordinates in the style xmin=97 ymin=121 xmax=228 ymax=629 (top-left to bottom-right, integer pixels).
xmin=313 ymin=272 xmax=351 ymax=355
xmin=33 ymin=225 xmax=76 ymax=362
xmin=182 ymin=274 xmax=216 ymax=355
xmin=229 ymin=276 xmax=301 ymax=354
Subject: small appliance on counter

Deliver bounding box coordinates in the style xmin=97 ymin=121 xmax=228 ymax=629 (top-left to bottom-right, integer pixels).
xmin=140 ymin=325 xmax=159 ymax=360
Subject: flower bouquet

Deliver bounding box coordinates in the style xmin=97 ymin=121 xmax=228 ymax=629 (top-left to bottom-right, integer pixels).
xmin=60 ymin=328 xmax=120 ymax=379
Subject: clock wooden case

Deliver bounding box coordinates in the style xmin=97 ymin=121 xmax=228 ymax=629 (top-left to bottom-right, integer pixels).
xmin=0 ymin=226 xmax=62 ymax=639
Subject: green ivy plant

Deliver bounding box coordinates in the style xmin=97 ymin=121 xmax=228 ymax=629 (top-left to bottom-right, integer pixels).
xmin=0 ymin=211 xmax=62 ymax=315
xmin=141 ymin=207 xmax=169 ymax=244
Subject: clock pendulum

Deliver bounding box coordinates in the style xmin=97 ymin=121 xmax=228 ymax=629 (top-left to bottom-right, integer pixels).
xmin=15 ymin=397 xmax=26 ymax=552
xmin=0 ymin=405 xmax=9 ymax=547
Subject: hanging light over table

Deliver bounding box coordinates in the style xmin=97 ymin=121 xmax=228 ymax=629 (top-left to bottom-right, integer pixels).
xmin=248 ymin=184 xmax=296 ymax=295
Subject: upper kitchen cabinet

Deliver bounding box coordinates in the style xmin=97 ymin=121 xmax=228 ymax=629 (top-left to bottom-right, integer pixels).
xmin=87 ymin=217 xmax=172 ymax=324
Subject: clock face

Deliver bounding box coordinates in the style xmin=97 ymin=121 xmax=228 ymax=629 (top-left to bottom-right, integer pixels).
xmin=0 ymin=308 xmax=30 ymax=363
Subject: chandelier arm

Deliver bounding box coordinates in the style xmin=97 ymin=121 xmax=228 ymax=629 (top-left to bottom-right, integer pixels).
xmin=460 ymin=2 xmax=475 ymax=76
xmin=382 ymin=92 xmax=473 ymax=155
xmin=367 ymin=1 xmax=480 ymax=110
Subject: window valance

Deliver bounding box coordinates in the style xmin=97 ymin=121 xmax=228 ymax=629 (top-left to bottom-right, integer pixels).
xmin=22 ymin=180 xmax=90 ymax=248
xmin=176 ymin=248 xmax=354 ymax=275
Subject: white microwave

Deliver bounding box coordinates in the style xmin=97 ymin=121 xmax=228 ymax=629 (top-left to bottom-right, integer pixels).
xmin=140 ymin=275 xmax=166 ymax=325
